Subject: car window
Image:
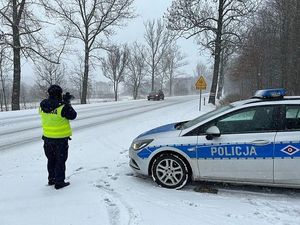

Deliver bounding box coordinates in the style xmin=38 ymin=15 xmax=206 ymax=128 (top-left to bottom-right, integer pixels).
xmin=221 ymin=110 xmax=255 ymax=121
xmin=285 ymin=105 xmax=300 ymax=130
xmin=198 ymin=105 xmax=277 ymax=134
xmin=181 ymin=105 xmax=233 ymax=129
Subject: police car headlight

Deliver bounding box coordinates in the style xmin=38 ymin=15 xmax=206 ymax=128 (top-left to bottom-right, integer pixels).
xmin=131 ymin=139 xmax=153 ymax=151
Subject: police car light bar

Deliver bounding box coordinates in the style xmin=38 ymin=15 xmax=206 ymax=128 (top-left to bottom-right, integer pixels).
xmin=253 ymin=88 xmax=286 ymax=99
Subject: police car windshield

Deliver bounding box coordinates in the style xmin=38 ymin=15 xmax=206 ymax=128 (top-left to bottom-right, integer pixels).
xmin=181 ymin=105 xmax=233 ymax=129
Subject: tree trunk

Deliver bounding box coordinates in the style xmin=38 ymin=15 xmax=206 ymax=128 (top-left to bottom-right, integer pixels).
xmin=11 ymin=46 xmax=21 ymax=111
xmin=151 ymin=59 xmax=155 ymax=91
xmin=0 ymin=92 xmax=3 ymax=111
xmin=169 ymin=77 xmax=173 ymax=96
xmin=209 ymin=0 xmax=223 ymax=105
xmin=209 ymin=49 xmax=221 ymax=104
xmin=217 ymin=51 xmax=225 ymax=99
xmin=134 ymin=80 xmax=139 ymax=100
xmin=169 ymin=66 xmax=173 ymax=96
xmin=133 ymin=86 xmax=138 ymax=100
xmin=0 ymin=52 xmax=8 ymax=111
xmin=81 ymin=42 xmax=89 ymax=104
xmin=11 ymin=0 xmax=23 ymax=110
xmin=0 ymin=72 xmax=8 ymax=111
xmin=114 ymin=82 xmax=118 ymax=101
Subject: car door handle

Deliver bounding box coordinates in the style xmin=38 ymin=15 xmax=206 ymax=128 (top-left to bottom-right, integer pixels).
xmin=250 ymin=140 xmax=270 ymax=146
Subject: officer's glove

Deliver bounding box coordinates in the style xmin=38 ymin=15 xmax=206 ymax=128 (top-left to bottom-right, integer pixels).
xmin=62 ymin=92 xmax=74 ymax=105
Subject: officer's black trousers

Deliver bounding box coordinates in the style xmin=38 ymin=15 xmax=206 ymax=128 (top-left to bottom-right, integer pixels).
xmin=43 ymin=138 xmax=69 ymax=184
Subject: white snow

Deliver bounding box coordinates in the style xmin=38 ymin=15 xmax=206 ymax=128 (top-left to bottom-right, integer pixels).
xmin=0 ymin=95 xmax=299 ymax=225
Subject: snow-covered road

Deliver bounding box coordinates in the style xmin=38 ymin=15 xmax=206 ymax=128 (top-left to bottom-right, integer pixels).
xmin=0 ymin=96 xmax=192 ymax=150
xmin=0 ymin=95 xmax=299 ymax=225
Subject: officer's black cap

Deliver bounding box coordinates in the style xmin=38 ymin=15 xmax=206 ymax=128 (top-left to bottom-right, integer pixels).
xmin=48 ymin=85 xmax=62 ymax=97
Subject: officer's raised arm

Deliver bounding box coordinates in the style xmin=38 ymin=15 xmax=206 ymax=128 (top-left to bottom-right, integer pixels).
xmin=61 ymin=104 xmax=77 ymax=120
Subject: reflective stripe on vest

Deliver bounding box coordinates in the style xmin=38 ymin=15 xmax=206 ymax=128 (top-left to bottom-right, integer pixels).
xmin=39 ymin=105 xmax=72 ymax=138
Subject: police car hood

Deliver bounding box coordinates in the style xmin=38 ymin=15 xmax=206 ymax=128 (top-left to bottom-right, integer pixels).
xmin=137 ymin=122 xmax=181 ymax=139
xmin=40 ymin=98 xmax=61 ymax=113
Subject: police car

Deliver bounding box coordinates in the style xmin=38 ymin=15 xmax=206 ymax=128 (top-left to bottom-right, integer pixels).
xmin=129 ymin=89 xmax=300 ymax=189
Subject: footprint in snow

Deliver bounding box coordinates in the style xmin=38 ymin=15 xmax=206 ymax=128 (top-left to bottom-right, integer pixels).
xmin=75 ymin=167 xmax=83 ymax=172
xmin=117 ymin=162 xmax=127 ymax=167
xmin=104 ymin=198 xmax=121 ymax=225
xmin=108 ymin=173 xmax=119 ymax=180
xmin=119 ymin=149 xmax=128 ymax=154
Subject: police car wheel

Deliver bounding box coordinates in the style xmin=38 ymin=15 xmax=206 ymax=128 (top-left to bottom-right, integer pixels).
xmin=151 ymin=154 xmax=189 ymax=189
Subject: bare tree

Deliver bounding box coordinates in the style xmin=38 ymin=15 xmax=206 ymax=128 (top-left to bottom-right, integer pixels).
xmin=126 ymin=43 xmax=147 ymax=100
xmin=161 ymin=44 xmax=187 ymax=96
xmin=193 ymin=62 xmax=208 ymax=78
xmin=193 ymin=61 xmax=212 ymax=94
xmin=34 ymin=59 xmax=67 ymax=98
xmin=101 ymin=44 xmax=129 ymax=101
xmin=43 ymin=0 xmax=135 ymax=104
xmin=0 ymin=0 xmax=63 ymax=110
xmin=166 ymin=0 xmax=257 ymax=104
xmin=69 ymin=56 xmax=93 ymax=100
xmin=69 ymin=70 xmax=84 ymax=101
xmin=144 ymin=19 xmax=174 ymax=91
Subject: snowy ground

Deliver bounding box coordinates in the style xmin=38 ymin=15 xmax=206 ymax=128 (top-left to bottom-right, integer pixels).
xmin=0 ymin=95 xmax=300 ymax=225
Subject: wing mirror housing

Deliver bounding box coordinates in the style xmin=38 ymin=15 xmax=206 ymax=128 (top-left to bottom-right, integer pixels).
xmin=206 ymin=126 xmax=221 ymax=140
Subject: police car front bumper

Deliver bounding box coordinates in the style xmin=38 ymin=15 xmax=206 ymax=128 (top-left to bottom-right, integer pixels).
xmin=129 ymin=147 xmax=151 ymax=176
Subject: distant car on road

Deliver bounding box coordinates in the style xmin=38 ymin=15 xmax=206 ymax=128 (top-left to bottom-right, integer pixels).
xmin=147 ymin=90 xmax=164 ymax=101
xmin=130 ymin=88 xmax=300 ymax=189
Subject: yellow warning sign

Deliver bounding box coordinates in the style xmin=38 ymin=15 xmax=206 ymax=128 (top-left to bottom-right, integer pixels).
xmin=195 ymin=76 xmax=207 ymax=90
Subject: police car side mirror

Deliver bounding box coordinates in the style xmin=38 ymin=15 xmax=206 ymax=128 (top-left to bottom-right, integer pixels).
xmin=205 ymin=126 xmax=221 ymax=140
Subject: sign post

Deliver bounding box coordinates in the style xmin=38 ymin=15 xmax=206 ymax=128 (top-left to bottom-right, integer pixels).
xmin=195 ymin=75 xmax=207 ymax=111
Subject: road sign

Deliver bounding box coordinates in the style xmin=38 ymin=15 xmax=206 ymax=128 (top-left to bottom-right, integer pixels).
xmin=195 ymin=76 xmax=207 ymax=90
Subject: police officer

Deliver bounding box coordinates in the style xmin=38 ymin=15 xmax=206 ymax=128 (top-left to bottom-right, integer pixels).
xmin=39 ymin=85 xmax=77 ymax=189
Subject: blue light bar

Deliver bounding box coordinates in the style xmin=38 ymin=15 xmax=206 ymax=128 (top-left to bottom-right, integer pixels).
xmin=254 ymin=88 xmax=286 ymax=99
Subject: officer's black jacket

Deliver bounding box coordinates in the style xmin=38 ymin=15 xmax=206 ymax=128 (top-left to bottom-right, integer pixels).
xmin=40 ymin=97 xmax=77 ymax=120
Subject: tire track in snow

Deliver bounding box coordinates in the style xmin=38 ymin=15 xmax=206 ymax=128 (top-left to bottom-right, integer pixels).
xmin=66 ymin=166 xmax=140 ymax=225
xmin=95 ymin=181 xmax=140 ymax=225
xmin=104 ymin=197 xmax=121 ymax=225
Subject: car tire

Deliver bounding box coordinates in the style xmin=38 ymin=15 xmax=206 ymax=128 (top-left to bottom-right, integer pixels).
xmin=151 ymin=154 xmax=189 ymax=189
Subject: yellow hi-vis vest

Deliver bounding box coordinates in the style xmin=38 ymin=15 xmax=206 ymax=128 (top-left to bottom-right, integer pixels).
xmin=39 ymin=105 xmax=72 ymax=138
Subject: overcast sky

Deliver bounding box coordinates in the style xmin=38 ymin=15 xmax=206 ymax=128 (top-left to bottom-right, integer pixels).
xmin=112 ymin=0 xmax=211 ymax=76
xmin=23 ymin=0 xmax=210 ymax=84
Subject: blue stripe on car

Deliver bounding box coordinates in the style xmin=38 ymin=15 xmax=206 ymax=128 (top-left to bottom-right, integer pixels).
xmin=137 ymin=143 xmax=300 ymax=159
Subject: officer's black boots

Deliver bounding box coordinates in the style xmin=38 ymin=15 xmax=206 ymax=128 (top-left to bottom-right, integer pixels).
xmin=48 ymin=179 xmax=55 ymax=186
xmin=55 ymin=182 xmax=70 ymax=190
